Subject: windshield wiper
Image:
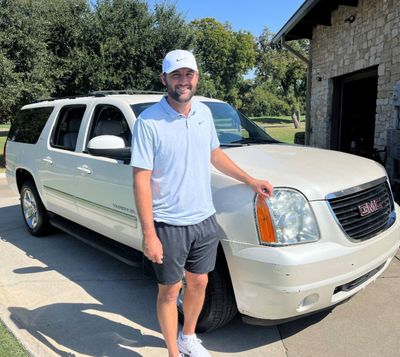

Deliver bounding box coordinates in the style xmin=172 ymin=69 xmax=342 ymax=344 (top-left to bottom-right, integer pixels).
xmin=220 ymin=143 xmax=244 ymax=147
xmin=230 ymin=138 xmax=274 ymax=144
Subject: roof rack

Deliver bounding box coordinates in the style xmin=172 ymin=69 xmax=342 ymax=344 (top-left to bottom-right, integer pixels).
xmin=89 ymin=90 xmax=166 ymax=96
xmin=32 ymin=90 xmax=166 ymax=103
xmin=33 ymin=94 xmax=87 ymax=103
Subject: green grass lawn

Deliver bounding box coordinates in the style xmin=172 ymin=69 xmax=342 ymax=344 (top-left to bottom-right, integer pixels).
xmin=0 ymin=320 xmax=29 ymax=356
xmin=0 ymin=126 xmax=8 ymax=173
xmin=252 ymin=116 xmax=305 ymax=143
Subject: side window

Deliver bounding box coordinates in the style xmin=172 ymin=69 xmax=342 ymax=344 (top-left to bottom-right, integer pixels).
xmin=51 ymin=105 xmax=86 ymax=151
xmin=8 ymin=106 xmax=54 ymax=144
xmin=87 ymin=105 xmax=131 ymax=147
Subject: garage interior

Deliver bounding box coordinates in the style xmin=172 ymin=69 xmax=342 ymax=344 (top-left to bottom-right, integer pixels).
xmin=330 ymin=66 xmax=378 ymax=160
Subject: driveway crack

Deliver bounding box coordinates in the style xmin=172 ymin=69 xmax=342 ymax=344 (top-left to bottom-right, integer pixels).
xmin=277 ymin=325 xmax=289 ymax=357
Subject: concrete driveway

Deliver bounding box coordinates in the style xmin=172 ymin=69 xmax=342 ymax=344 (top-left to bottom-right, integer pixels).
xmin=1 ymin=174 xmax=400 ymax=357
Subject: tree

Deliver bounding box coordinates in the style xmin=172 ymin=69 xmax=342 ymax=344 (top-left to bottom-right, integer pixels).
xmin=88 ymin=0 xmax=192 ymax=92
xmin=0 ymin=53 xmax=22 ymax=123
xmin=190 ymin=18 xmax=256 ymax=105
xmin=0 ymin=0 xmax=193 ymax=122
xmin=43 ymin=0 xmax=92 ymax=96
xmin=256 ymin=27 xmax=309 ymax=126
xmin=238 ymin=80 xmax=290 ymax=117
xmin=0 ymin=0 xmax=53 ymax=122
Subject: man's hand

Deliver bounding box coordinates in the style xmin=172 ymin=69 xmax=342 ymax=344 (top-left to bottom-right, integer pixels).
xmin=143 ymin=233 xmax=164 ymax=264
xmin=248 ymin=177 xmax=273 ymax=199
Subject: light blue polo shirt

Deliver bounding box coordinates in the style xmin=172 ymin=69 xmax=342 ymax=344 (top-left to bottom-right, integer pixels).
xmin=131 ymin=97 xmax=220 ymax=225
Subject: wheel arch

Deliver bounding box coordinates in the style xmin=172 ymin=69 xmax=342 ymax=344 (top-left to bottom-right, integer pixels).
xmin=15 ymin=168 xmax=35 ymax=192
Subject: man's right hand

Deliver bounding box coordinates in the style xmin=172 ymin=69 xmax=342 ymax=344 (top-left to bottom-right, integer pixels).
xmin=143 ymin=233 xmax=164 ymax=264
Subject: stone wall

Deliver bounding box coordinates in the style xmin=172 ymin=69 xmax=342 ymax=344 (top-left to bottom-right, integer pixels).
xmin=309 ymin=0 xmax=400 ymax=149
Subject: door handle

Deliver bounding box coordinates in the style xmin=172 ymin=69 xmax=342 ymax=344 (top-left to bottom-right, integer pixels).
xmin=76 ymin=165 xmax=92 ymax=175
xmin=42 ymin=157 xmax=53 ymax=165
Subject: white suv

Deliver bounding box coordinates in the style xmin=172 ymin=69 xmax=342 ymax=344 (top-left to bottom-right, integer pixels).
xmin=4 ymin=93 xmax=400 ymax=331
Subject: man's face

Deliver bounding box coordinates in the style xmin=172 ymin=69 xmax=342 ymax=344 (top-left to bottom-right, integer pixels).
xmin=161 ymin=68 xmax=198 ymax=104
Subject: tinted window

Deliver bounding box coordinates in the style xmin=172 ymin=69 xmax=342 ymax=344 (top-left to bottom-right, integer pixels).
xmin=51 ymin=105 xmax=86 ymax=151
xmin=7 ymin=107 xmax=54 ymax=144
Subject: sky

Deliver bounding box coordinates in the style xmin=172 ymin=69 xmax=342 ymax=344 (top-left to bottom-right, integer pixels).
xmin=147 ymin=0 xmax=305 ymax=37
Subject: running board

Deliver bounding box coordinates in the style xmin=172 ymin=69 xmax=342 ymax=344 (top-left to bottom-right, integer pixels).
xmin=49 ymin=215 xmax=143 ymax=268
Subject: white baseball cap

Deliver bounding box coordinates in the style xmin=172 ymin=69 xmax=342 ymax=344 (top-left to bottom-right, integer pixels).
xmin=162 ymin=49 xmax=198 ymax=74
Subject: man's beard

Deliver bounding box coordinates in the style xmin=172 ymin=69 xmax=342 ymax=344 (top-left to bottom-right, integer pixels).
xmin=166 ymin=82 xmax=197 ymax=103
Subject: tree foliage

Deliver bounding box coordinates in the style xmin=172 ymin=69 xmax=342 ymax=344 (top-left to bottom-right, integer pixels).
xmin=0 ymin=2 xmax=308 ymax=123
xmin=255 ymin=27 xmax=309 ymax=117
xmin=190 ymin=18 xmax=256 ymax=106
xmin=0 ymin=0 xmax=192 ymax=123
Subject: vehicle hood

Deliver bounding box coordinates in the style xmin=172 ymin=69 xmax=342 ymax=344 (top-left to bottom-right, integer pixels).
xmin=218 ymin=144 xmax=387 ymax=201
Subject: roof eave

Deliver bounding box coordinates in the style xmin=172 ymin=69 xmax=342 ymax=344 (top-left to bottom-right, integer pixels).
xmin=271 ymin=0 xmax=320 ymax=45
xmin=272 ymin=0 xmax=359 ymax=44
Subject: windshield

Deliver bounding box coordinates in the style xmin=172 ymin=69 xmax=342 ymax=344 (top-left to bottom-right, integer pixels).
xmin=130 ymin=100 xmax=277 ymax=146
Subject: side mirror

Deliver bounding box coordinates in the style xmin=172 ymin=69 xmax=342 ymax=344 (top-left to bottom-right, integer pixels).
xmin=87 ymin=135 xmax=131 ymax=161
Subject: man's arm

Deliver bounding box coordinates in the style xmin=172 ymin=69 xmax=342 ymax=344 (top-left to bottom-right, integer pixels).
xmin=132 ymin=167 xmax=163 ymax=264
xmin=211 ymin=147 xmax=273 ymax=198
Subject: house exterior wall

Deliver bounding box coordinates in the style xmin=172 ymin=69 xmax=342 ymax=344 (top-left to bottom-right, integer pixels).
xmin=309 ymin=0 xmax=400 ymax=149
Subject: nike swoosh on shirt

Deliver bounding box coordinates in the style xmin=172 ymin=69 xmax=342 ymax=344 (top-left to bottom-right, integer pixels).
xmin=198 ymin=121 xmax=205 ymax=125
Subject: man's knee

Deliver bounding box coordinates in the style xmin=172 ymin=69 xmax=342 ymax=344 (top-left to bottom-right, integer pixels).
xmin=158 ymin=281 xmax=182 ymax=303
xmin=185 ymin=272 xmax=208 ymax=292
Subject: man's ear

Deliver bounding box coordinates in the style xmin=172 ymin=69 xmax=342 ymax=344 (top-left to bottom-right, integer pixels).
xmin=160 ymin=73 xmax=166 ymax=86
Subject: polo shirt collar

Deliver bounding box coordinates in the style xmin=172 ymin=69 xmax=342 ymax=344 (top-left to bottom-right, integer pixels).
xmin=160 ymin=96 xmax=197 ymax=119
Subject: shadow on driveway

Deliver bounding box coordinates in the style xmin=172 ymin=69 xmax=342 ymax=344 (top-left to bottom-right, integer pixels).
xmin=0 ymin=203 xmax=310 ymax=356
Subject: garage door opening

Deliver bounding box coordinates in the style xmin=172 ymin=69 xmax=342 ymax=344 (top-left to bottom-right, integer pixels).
xmin=331 ymin=67 xmax=378 ymax=159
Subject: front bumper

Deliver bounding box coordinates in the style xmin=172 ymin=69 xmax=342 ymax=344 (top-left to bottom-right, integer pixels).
xmin=224 ymin=202 xmax=400 ymax=321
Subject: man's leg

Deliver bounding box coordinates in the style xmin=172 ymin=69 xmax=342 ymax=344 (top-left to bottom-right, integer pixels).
xmin=182 ymin=271 xmax=208 ymax=335
xmin=158 ymin=281 xmax=182 ymax=357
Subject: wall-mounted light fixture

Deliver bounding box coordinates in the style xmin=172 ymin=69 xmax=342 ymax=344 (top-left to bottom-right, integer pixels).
xmin=344 ymin=15 xmax=356 ymax=24
xmin=316 ymin=70 xmax=323 ymax=82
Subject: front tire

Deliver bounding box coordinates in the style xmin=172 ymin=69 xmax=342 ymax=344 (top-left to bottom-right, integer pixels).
xmin=20 ymin=180 xmax=52 ymax=236
xmin=178 ymin=248 xmax=238 ymax=332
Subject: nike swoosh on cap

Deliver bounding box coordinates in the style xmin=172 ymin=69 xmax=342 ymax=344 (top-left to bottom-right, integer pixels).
xmin=176 ymin=58 xmax=186 ymax=62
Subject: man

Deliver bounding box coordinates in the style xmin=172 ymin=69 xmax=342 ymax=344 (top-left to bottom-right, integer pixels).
xmin=131 ymin=49 xmax=272 ymax=357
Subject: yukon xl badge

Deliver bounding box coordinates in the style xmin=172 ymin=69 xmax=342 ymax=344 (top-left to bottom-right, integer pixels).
xmin=358 ymin=198 xmax=383 ymax=217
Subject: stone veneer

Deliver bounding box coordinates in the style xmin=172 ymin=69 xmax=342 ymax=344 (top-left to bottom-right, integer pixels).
xmin=309 ymin=0 xmax=400 ymax=149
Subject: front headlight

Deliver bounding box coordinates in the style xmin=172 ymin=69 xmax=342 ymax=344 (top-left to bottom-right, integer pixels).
xmin=255 ymin=189 xmax=320 ymax=245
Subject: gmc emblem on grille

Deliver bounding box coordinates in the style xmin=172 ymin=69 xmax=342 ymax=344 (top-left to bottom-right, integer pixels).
xmin=358 ymin=199 xmax=383 ymax=217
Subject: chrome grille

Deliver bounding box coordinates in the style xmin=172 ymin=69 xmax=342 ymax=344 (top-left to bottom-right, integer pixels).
xmin=327 ymin=179 xmax=395 ymax=241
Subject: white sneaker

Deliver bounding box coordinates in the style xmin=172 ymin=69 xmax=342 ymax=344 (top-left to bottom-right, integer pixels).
xmin=178 ymin=332 xmax=211 ymax=357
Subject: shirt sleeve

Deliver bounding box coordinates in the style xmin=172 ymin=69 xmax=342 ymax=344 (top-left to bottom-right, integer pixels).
xmin=130 ymin=118 xmax=154 ymax=170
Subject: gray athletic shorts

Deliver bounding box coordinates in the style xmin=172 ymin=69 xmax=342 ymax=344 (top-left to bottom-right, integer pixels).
xmin=144 ymin=214 xmax=222 ymax=285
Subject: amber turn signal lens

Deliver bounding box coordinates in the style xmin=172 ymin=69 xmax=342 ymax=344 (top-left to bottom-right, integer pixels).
xmin=256 ymin=195 xmax=276 ymax=244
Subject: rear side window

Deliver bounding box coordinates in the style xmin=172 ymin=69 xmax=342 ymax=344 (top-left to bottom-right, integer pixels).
xmin=7 ymin=107 xmax=54 ymax=144
xmin=51 ymin=105 xmax=86 ymax=151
